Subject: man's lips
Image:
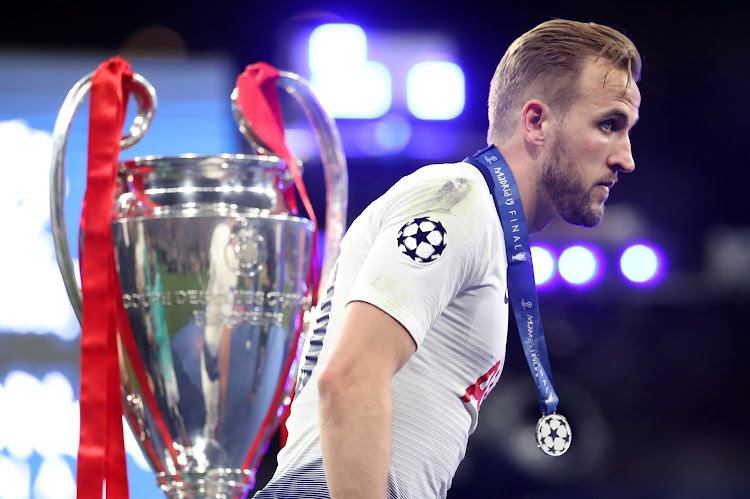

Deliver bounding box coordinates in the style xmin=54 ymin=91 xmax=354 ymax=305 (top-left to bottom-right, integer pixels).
xmin=597 ymin=179 xmax=616 ymax=192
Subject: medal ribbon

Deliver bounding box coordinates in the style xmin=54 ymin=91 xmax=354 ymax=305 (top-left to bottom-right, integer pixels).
xmin=465 ymin=145 xmax=559 ymax=416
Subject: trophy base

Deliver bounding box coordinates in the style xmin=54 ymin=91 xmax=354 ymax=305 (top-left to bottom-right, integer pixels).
xmin=157 ymin=468 xmax=255 ymax=499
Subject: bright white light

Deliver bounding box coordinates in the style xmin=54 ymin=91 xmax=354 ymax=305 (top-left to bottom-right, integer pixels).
xmin=32 ymin=456 xmax=76 ymax=499
xmin=0 ymin=369 xmax=167 ymax=497
xmin=0 ymin=454 xmax=31 ymax=499
xmin=0 ymin=120 xmax=79 ymax=339
xmin=3 ymin=371 xmax=40 ymax=460
xmin=311 ymin=62 xmax=391 ymax=119
xmin=309 ymin=24 xmax=368 ymax=73
xmin=309 ymin=24 xmax=392 ymax=118
xmin=558 ymin=245 xmax=599 ymax=285
xmin=620 ymin=244 xmax=661 ymax=283
xmin=530 ymin=246 xmax=555 ymax=285
xmin=36 ymin=372 xmax=78 ymax=457
xmin=407 ymin=62 xmax=465 ymax=120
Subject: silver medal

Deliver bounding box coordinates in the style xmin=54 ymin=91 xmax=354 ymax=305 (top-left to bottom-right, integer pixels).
xmin=536 ymin=413 xmax=571 ymax=456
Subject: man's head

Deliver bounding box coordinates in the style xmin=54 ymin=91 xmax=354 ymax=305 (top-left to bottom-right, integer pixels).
xmin=488 ymin=20 xmax=642 ymax=229
xmin=488 ymin=19 xmax=641 ymax=144
xmin=539 ymin=58 xmax=641 ymax=227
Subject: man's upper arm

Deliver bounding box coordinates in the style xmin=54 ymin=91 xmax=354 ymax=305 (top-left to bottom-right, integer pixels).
xmin=321 ymin=300 xmax=416 ymax=383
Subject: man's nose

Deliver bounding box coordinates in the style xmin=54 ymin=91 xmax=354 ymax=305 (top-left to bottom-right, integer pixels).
xmin=609 ymin=136 xmax=635 ymax=173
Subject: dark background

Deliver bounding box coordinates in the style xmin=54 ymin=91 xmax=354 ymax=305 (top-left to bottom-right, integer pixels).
xmin=3 ymin=1 xmax=749 ymax=497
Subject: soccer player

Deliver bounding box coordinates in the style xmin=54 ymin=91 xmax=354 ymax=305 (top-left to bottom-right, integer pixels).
xmin=254 ymin=18 xmax=641 ymax=498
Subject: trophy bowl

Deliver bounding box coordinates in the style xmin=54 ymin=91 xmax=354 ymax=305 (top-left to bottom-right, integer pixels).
xmin=114 ymin=154 xmax=313 ymax=496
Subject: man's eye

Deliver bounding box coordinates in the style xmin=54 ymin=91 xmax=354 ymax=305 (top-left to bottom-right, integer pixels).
xmin=600 ymin=120 xmax=614 ymax=132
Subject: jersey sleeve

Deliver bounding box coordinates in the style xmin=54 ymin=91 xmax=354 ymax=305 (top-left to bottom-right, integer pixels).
xmin=347 ymin=163 xmax=500 ymax=347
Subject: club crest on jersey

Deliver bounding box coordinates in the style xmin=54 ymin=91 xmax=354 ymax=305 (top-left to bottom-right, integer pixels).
xmin=396 ymin=217 xmax=447 ymax=263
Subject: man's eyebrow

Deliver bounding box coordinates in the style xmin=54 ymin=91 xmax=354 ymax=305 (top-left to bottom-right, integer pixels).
xmin=604 ymin=109 xmax=639 ymax=127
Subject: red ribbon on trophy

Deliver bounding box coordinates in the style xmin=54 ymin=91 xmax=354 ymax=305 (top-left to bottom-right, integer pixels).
xmin=77 ymin=57 xmax=132 ymax=499
xmin=234 ymin=63 xmax=320 ymax=449
xmin=234 ymin=62 xmax=321 ymax=304
xmin=77 ymin=57 xmax=179 ymax=498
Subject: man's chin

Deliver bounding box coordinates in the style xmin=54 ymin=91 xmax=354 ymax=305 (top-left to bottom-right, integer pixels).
xmin=562 ymin=207 xmax=604 ymax=228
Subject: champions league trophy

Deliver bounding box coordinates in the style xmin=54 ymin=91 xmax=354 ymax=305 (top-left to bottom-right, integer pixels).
xmin=50 ymin=60 xmax=347 ymax=497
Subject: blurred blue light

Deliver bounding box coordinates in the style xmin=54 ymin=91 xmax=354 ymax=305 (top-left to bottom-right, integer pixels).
xmin=357 ymin=115 xmax=413 ymax=157
xmin=559 ymin=245 xmax=600 ymax=286
xmin=407 ymin=62 xmax=465 ymax=119
xmin=309 ymin=24 xmax=391 ymax=119
xmin=531 ymin=246 xmax=555 ymax=286
xmin=374 ymin=115 xmax=411 ymax=152
xmin=406 ymin=123 xmax=457 ymax=159
xmin=620 ymin=244 xmax=663 ymax=284
xmin=284 ymin=127 xmax=317 ymax=163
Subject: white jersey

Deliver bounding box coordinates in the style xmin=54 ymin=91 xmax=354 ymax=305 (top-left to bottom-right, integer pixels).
xmin=255 ymin=162 xmax=509 ymax=498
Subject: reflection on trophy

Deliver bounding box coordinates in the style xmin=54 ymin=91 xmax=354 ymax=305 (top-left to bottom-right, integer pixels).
xmin=50 ymin=59 xmax=347 ymax=497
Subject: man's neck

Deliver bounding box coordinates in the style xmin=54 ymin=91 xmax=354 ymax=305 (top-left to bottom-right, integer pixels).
xmin=493 ymin=142 xmax=552 ymax=234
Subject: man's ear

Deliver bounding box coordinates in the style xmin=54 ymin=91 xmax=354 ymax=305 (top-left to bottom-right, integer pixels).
xmin=520 ymin=99 xmax=549 ymax=147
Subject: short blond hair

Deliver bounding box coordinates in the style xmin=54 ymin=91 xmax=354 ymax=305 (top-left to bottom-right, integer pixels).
xmin=488 ymin=19 xmax=642 ymax=143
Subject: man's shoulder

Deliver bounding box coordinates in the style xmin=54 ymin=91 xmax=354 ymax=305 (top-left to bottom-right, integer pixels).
xmin=352 ymin=160 xmax=497 ymax=238
xmin=386 ymin=161 xmax=491 ymax=202
xmin=406 ymin=160 xmax=487 ymax=184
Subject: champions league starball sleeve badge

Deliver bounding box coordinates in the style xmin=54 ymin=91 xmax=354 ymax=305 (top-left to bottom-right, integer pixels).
xmin=536 ymin=413 xmax=572 ymax=457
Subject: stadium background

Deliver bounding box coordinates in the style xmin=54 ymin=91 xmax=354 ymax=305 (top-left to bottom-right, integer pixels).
xmin=1 ymin=1 xmax=748 ymax=497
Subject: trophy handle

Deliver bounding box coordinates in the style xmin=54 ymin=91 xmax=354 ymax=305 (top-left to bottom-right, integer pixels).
xmin=49 ymin=71 xmax=158 ymax=323
xmin=231 ymin=71 xmax=348 ymax=298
